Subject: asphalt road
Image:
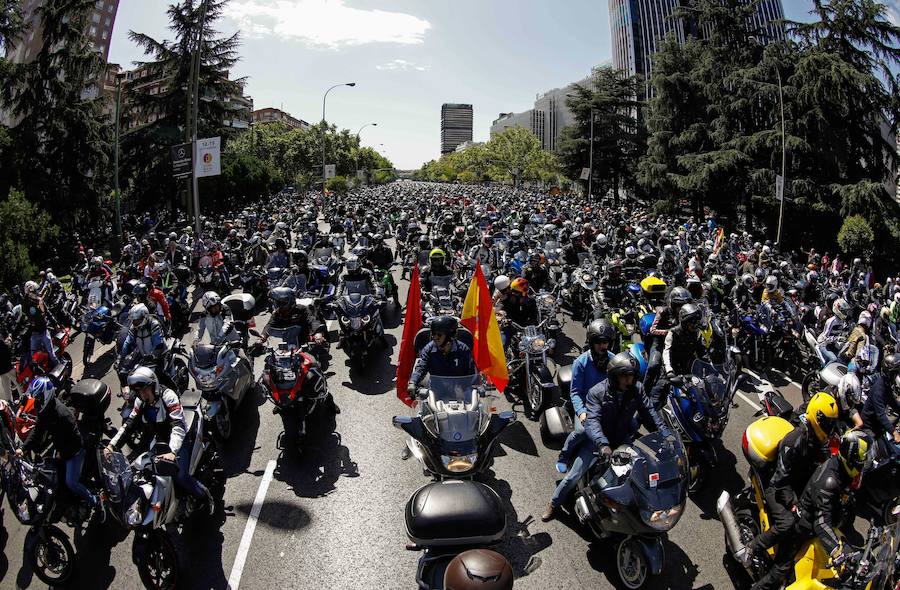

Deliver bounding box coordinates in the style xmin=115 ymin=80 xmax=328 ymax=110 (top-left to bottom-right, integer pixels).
xmin=0 ymin=252 xmax=811 ymax=590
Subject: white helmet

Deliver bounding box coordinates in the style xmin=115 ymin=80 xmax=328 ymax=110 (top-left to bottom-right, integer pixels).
xmin=130 ymin=303 xmax=150 ymax=328
xmin=764 ymin=275 xmax=778 ymax=290
xmin=202 ymin=291 xmax=221 ymax=311
xmin=510 ymin=229 xmax=522 ymax=239
xmin=833 ymin=298 xmax=850 ymax=321
xmin=762 ymin=245 xmax=772 ymax=255
xmin=494 ymin=275 xmax=511 ymax=291
xmin=24 ymin=281 xmax=38 ymax=295
xmin=858 ymin=311 xmax=872 ymax=328
xmin=596 ymin=234 xmax=608 ymax=247
xmin=46 ymin=273 xmax=58 ymax=285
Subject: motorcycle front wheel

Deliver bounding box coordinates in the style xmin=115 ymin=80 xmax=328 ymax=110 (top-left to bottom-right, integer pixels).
xmin=26 ymin=525 xmax=76 ymax=585
xmin=214 ymin=402 xmax=232 ymax=441
xmin=137 ymin=531 xmax=180 ymax=590
xmin=526 ymin=376 xmax=545 ymax=420
xmin=616 ymin=537 xmax=650 ymax=590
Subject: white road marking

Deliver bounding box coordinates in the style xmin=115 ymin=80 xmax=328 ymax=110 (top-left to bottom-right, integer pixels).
xmin=736 ymin=391 xmax=762 ymax=411
xmin=227 ymin=459 xmax=277 ymax=590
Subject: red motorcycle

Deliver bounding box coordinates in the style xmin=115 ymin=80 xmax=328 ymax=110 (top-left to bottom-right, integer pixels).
xmin=15 ymin=327 xmax=73 ymax=393
xmin=253 ymin=326 xmax=332 ymax=452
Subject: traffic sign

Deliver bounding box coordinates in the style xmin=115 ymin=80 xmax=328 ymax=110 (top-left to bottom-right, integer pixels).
xmin=324 ymin=164 xmax=336 ymax=179
xmin=195 ymin=137 xmax=221 ymax=178
xmin=171 ymin=143 xmax=192 ymax=178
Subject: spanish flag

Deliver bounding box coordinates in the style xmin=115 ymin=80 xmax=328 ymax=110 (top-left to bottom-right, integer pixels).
xmin=461 ymin=263 xmax=509 ymax=393
xmin=396 ymin=264 xmax=423 ymax=407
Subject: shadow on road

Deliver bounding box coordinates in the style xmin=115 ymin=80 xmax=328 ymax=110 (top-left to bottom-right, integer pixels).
xmin=496 ymin=420 xmax=539 ymax=458
xmin=182 ymin=521 xmax=229 ymax=589
xmin=82 ymin=349 xmax=118 ymax=380
xmin=341 ymin=336 xmax=397 ymax=396
xmin=689 ymin=441 xmax=746 ymax=520
xmin=479 ymin=470 xmax=553 ymax=580
xmin=221 ymin=393 xmax=263 ymax=479
xmin=586 ymin=536 xmax=706 ymax=590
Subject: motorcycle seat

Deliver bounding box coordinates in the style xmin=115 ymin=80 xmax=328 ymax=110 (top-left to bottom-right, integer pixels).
xmin=405 ymin=480 xmax=506 ymax=547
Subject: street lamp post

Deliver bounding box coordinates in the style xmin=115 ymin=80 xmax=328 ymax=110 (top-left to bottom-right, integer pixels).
xmin=112 ymin=72 xmax=126 ymax=253
xmin=355 ymin=122 xmax=377 ymax=181
xmin=774 ymin=67 xmax=787 ymax=247
xmin=189 ymin=0 xmax=210 ymax=239
xmin=567 ymin=93 xmax=595 ymax=198
xmin=321 ymin=82 xmax=356 ymax=200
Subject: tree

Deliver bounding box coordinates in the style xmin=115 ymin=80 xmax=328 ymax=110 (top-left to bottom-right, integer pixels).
xmin=838 ymin=215 xmax=875 ymax=258
xmin=0 ymin=190 xmax=58 ymax=289
xmin=122 ymin=0 xmax=244 ymax=210
xmin=559 ymin=67 xmax=645 ymax=205
xmin=325 ymin=176 xmax=349 ymax=196
xmin=8 ymin=0 xmax=111 ymax=231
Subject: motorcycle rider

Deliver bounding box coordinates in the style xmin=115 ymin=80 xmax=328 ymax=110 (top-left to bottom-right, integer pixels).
xmin=469 ymin=234 xmax=499 ymax=271
xmin=499 ymin=277 xmax=539 ymax=347
xmin=18 ymin=376 xmax=104 ymax=519
xmin=268 ymin=238 xmax=290 ymax=269
xmin=816 ymin=298 xmax=850 ymax=364
xmin=523 ymin=253 xmax=551 ymax=292
xmin=651 ymin=302 xmax=707 ymax=409
xmin=19 ymin=280 xmax=59 ymax=369
xmin=196 ymin=291 xmax=239 ymax=345
xmin=598 ymin=259 xmax=627 ymax=309
xmin=85 ymin=255 xmax=113 ymax=306
xmin=262 ymin=286 xmax=329 ymax=348
xmin=407 ymin=316 xmax=476 ymax=400
xmin=421 ymin=248 xmax=454 ymax=293
xmin=735 ymin=393 xmax=840 ymax=576
xmin=104 ymin=367 xmax=215 ymax=514
xmin=542 ymin=319 xmax=615 ymax=522
xmin=646 ymin=286 xmax=691 ymax=389
xmin=336 ymin=257 xmax=376 ymax=299
xmin=748 ymin=430 xmax=868 ymax=590
xmin=132 ymin=278 xmax=172 ymax=326
xmin=842 ymin=310 xmax=871 ymax=362
xmin=366 ymin=234 xmax=401 ymax=308
xmin=118 ymin=303 xmax=176 ymax=390
xmin=245 ymin=234 xmax=270 ymax=268
xmin=861 ymin=353 xmax=900 ymax=448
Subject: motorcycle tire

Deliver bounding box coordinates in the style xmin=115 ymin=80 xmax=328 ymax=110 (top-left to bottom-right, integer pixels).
xmin=26 ymin=525 xmax=76 ymax=586
xmin=213 ymin=402 xmax=232 ymax=441
xmin=525 ymin=378 xmax=545 ymax=421
xmin=173 ymin=358 xmax=189 ymax=393
xmin=197 ymin=440 xmax=226 ymax=515
xmin=800 ymin=370 xmax=822 ymax=403
xmin=616 ymin=537 xmax=650 ymax=590
xmin=137 ymin=530 xmax=180 ymax=590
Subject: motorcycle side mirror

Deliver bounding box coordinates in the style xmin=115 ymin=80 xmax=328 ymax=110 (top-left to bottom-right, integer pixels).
xmin=392 ymin=416 xmax=413 ymax=428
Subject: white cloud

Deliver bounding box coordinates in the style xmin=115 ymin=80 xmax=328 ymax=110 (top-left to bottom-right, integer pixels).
xmin=376 ymin=59 xmax=430 ymax=71
xmin=224 ymin=0 xmax=431 ymax=48
xmin=886 ymin=3 xmax=900 ymax=27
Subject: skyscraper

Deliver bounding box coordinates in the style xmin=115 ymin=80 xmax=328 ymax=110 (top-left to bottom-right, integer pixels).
xmin=5 ymin=0 xmax=120 ymax=64
xmin=441 ymin=104 xmax=473 ymax=155
xmin=609 ymin=0 xmax=784 ymax=92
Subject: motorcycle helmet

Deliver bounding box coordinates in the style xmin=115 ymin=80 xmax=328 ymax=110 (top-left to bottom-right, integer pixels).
xmin=371 ymin=234 xmax=384 ymax=246
xmin=418 ymin=236 xmax=430 ymax=250
xmin=678 ymin=302 xmax=702 ymax=331
xmin=130 ymin=303 xmax=150 ymax=328
xmin=202 ymin=291 xmax=221 ymax=311
xmin=686 ymin=278 xmax=703 ymax=300
xmin=269 ymin=286 xmax=296 ymax=311
xmin=596 ymin=233 xmax=608 ymax=247
xmin=46 ymin=273 xmax=58 ymax=285
xmin=832 ymin=298 xmax=850 ymax=321
xmin=275 ymin=238 xmax=287 ymax=251
xmin=131 ymin=283 xmax=148 ymax=299
xmin=624 ymin=245 xmax=638 ymax=259
xmin=710 ymin=275 xmax=725 ymax=291
xmin=857 ymin=311 xmax=872 ymax=329
xmin=882 ymin=353 xmax=900 ymax=390
xmin=510 ymin=277 xmax=529 ymax=296
xmin=764 ymin=275 xmax=778 ymax=291
xmin=805 ymin=392 xmax=840 ymax=443
xmin=345 ymin=257 xmax=360 ymax=272
xmin=494 ymin=275 xmax=511 ymax=292
xmin=586 ymin=319 xmax=615 ymax=347
xmin=807 ymin=271 xmax=819 ymax=283
xmin=666 ymin=286 xmax=692 ymax=313
xmin=837 ymin=429 xmax=869 ymax=479
xmin=607 ymin=352 xmax=638 ymax=381
xmin=454 ymin=226 xmax=465 ymax=238
xmin=24 ymin=280 xmax=38 ymax=296
xmin=28 ymin=376 xmax=56 ymax=414
xmin=429 ymin=248 xmax=447 ymax=264
xmin=127 ymin=366 xmax=158 ymax=396
xmin=293 ymin=249 xmax=309 ymax=266
xmin=430 ymin=315 xmax=458 ymax=340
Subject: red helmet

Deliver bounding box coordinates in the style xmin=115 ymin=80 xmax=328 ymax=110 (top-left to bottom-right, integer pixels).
xmin=510 ymin=277 xmax=529 ymax=296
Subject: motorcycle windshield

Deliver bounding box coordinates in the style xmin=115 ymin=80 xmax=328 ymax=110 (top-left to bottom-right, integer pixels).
xmin=312 ymin=248 xmax=333 ymax=263
xmin=267 ymin=325 xmax=303 ymax=346
xmin=429 ymin=375 xmax=479 ymax=403
xmin=343 ymin=279 xmax=370 ymax=297
xmin=100 ymin=451 xmax=134 ymax=504
xmin=689 ymin=360 xmax=728 ymax=421
xmin=191 ymin=344 xmax=218 ymax=369
xmin=627 ymin=433 xmax=687 ymax=513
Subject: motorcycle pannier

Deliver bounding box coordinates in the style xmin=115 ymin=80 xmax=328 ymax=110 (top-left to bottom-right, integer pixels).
xmin=222 ymin=293 xmax=256 ymax=322
xmin=540 ymin=406 xmax=574 ymax=447
xmin=405 ymin=481 xmax=505 ymax=547
xmin=743 ymin=416 xmax=793 ymax=470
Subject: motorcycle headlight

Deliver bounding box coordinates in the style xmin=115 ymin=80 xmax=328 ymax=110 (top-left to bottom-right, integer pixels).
xmin=442 ymin=453 xmax=478 ymax=473
xmin=362 ymin=314 xmax=371 ymax=324
xmin=127 ymin=505 xmax=143 ymax=527
xmin=641 ymin=504 xmax=684 ymax=531
xmin=528 ymin=338 xmax=547 ymax=353
xmin=339 ymin=315 xmax=350 ymax=326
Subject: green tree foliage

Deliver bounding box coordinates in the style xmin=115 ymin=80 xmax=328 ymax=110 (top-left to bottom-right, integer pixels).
xmin=837 ymin=215 xmax=875 ymax=258
xmin=325 ymin=176 xmax=350 ymax=196
xmin=0 ymin=190 xmax=58 ymax=289
xmin=559 ymin=66 xmax=646 ymax=204
xmin=413 ymin=128 xmax=562 ymax=185
xmin=7 ymin=0 xmax=111 ymax=230
xmin=121 ymin=0 xmax=244 ymax=210
xmin=202 ymin=152 xmax=283 ymax=211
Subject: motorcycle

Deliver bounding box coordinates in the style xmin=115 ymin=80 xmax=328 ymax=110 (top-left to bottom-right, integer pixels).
xmin=573 ymin=431 xmax=688 ymax=589
xmin=403 ymin=479 xmax=510 ymax=589
xmin=424 ymin=274 xmax=460 ymax=320
xmin=257 ymin=326 xmax=333 ymax=452
xmin=393 ymin=374 xmax=515 ymax=479
xmin=188 ymin=340 xmax=254 ymax=441
xmin=535 ymin=286 xmax=563 ymax=343
xmin=664 ymin=359 xmax=741 ymax=493
xmin=15 ymin=327 xmax=73 ymax=393
xmin=239 ymin=265 xmax=268 ymax=302
xmin=505 ymin=319 xmax=557 ymax=419
xmin=332 ymin=284 xmax=385 ymax=366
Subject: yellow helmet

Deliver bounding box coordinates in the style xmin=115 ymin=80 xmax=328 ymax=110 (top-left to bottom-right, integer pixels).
xmin=429 ymin=248 xmax=446 ymax=261
xmin=805 ymin=392 xmax=839 ymax=443
xmin=838 ymin=430 xmax=869 ymax=478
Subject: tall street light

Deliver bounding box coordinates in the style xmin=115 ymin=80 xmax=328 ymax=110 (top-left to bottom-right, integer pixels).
xmin=321 ymin=82 xmax=356 ymax=200
xmin=355 ymin=122 xmax=377 ymax=180
xmin=747 ymin=71 xmax=787 ymax=246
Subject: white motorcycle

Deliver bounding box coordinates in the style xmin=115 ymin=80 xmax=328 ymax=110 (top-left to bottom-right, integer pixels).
xmin=188 ymin=340 xmax=255 ymax=440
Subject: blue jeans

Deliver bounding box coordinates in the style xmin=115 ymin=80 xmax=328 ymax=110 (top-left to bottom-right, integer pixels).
xmin=817 ymin=343 xmax=838 ymax=365
xmin=23 ymin=331 xmax=59 ymax=368
xmin=175 ymin=439 xmax=208 ymax=499
xmin=65 ymin=449 xmax=97 ymax=507
xmin=558 ymin=415 xmax=586 ymax=464
xmin=550 ymin=435 xmax=596 ymax=509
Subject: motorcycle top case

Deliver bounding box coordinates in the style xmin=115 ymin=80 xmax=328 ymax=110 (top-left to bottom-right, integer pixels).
xmin=68 ymin=379 xmax=111 ymax=417
xmin=743 ymin=416 xmax=793 ymax=470
xmin=405 ymin=480 xmax=506 ymax=547
xmin=222 ymin=293 xmax=256 ymax=321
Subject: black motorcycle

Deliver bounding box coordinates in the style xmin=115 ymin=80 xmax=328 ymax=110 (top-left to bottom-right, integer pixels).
xmin=331 ymin=285 xmax=385 ymax=365
xmin=239 ymin=265 xmax=267 ymax=302
xmin=572 ymin=431 xmax=688 ymax=589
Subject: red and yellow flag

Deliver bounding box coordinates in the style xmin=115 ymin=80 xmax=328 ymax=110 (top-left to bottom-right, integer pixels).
xmin=461 ymin=263 xmax=509 ymax=393
xmin=396 ymin=264 xmax=422 ymax=407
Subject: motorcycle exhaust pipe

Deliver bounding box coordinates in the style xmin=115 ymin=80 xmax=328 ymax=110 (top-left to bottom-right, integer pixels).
xmin=716 ymin=491 xmax=746 ymax=558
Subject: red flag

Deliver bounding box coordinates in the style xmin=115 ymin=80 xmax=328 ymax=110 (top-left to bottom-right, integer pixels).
xmin=396 ymin=264 xmax=423 ymax=407
xmin=460 ymin=262 xmax=509 ymax=392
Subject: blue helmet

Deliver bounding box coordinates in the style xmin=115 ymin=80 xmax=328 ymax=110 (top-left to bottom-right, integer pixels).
xmin=28 ymin=376 xmax=56 ymax=413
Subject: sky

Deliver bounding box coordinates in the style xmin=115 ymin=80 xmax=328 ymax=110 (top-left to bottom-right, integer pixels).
xmin=107 ymin=0 xmax=896 ymax=170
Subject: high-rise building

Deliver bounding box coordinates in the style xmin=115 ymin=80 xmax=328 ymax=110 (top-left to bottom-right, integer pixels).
xmin=441 ymin=104 xmax=473 ymax=155
xmin=5 ymin=0 xmax=120 ymax=64
xmin=609 ymin=0 xmax=784 ymax=94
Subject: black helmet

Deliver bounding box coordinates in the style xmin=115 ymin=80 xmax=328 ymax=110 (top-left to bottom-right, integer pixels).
xmin=275 ymin=238 xmax=287 ymax=251
xmin=586 ymin=319 xmax=615 ymax=346
xmin=269 ymin=286 xmax=296 ymax=310
xmin=293 ymin=249 xmax=308 ymax=265
xmin=882 ymin=353 xmax=900 ymax=385
xmin=607 ymin=352 xmax=637 ymax=381
xmin=430 ymin=316 xmax=458 ymax=339
xmin=131 ymin=283 xmax=148 ymax=298
xmin=679 ymin=302 xmax=702 ymax=329
xmin=666 ymin=286 xmax=692 ymax=312
xmin=444 ymin=549 xmax=513 ymax=590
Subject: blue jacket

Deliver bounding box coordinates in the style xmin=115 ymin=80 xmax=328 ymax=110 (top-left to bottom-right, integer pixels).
xmin=570 ymin=350 xmax=614 ymax=418
xmin=585 ymin=380 xmax=671 ymax=448
xmin=410 ymin=340 xmax=476 ymax=386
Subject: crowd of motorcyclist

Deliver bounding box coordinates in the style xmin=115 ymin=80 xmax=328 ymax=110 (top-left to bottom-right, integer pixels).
xmin=0 ymin=178 xmax=899 ymax=589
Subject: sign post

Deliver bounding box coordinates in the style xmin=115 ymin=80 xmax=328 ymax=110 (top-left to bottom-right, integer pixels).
xmin=324 ymin=164 xmax=336 ymax=180
xmin=195 ymin=137 xmax=222 ymax=178
xmin=171 ymin=143 xmax=192 ymax=179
